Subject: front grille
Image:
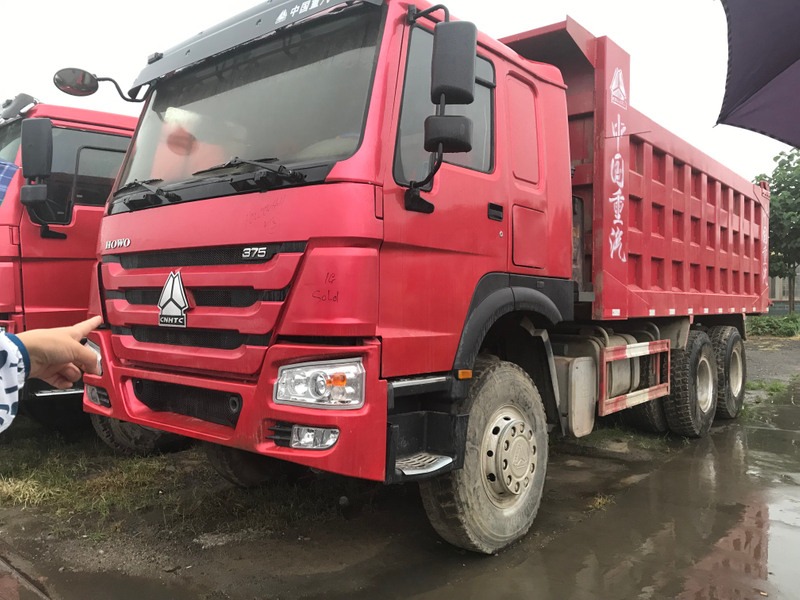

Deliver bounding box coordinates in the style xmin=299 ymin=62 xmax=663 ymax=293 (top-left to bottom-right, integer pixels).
xmin=104 ymin=241 xmax=306 ymax=269
xmin=113 ymin=326 xmax=271 ymax=350
xmin=132 ymin=378 xmax=242 ymax=428
xmin=107 ymin=287 xmax=288 ymax=307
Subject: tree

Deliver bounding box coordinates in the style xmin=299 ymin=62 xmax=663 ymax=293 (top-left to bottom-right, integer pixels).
xmin=756 ymin=149 xmax=800 ymax=313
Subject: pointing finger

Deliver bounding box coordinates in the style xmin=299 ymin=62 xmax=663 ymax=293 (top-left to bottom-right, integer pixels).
xmin=70 ymin=316 xmax=104 ymax=341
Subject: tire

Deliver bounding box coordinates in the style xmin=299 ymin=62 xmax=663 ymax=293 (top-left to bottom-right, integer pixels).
xmin=418 ymin=356 xmax=548 ymax=554
xmin=627 ymin=397 xmax=669 ymax=433
xmin=21 ymin=391 xmax=91 ymax=434
xmin=626 ymin=355 xmax=669 ymax=433
xmin=91 ymin=414 xmax=189 ymax=456
xmin=663 ymin=331 xmax=718 ymax=438
xmin=205 ymin=442 xmax=306 ymax=487
xmin=709 ymin=326 xmax=746 ymax=420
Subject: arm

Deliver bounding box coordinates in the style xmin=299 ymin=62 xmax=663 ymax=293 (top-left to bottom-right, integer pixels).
xmin=0 ymin=334 xmax=27 ymax=434
xmin=0 ymin=317 xmax=103 ymax=434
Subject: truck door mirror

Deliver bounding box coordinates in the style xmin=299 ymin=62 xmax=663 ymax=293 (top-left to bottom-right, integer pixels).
xmin=19 ymin=118 xmax=66 ymax=238
xmin=424 ymin=115 xmax=473 ymax=154
xmin=21 ymin=118 xmax=53 ymax=180
xmin=405 ymin=17 xmax=478 ymax=214
xmin=431 ymin=21 xmax=478 ymax=106
xmin=53 ymin=68 xmax=99 ymax=97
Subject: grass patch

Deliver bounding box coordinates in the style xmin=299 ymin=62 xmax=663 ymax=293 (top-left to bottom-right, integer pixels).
xmin=745 ymin=380 xmax=787 ymax=395
xmin=587 ymin=494 xmax=615 ymax=511
xmin=0 ymin=417 xmax=391 ymax=538
xmin=746 ymin=314 xmax=800 ymax=337
xmin=576 ymin=423 xmax=671 ymax=453
xmin=738 ymin=403 xmax=758 ymax=421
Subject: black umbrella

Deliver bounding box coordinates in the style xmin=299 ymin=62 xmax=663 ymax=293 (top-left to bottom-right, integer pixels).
xmin=717 ymin=0 xmax=800 ymax=148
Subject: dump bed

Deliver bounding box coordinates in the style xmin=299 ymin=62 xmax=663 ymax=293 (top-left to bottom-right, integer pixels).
xmin=502 ymin=19 xmax=770 ymax=321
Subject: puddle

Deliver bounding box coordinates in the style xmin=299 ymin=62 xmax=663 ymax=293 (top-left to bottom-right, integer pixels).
xmin=312 ymin=418 xmax=800 ymax=600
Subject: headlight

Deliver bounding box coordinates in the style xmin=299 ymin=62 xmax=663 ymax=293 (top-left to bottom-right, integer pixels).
xmin=84 ymin=339 xmax=103 ymax=376
xmin=275 ymin=359 xmax=365 ymax=409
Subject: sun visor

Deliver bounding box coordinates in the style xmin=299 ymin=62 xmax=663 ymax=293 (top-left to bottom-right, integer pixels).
xmin=129 ymin=0 xmax=383 ymax=96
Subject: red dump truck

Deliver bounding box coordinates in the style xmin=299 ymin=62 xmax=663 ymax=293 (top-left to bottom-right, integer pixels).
xmin=67 ymin=0 xmax=768 ymax=553
xmin=0 ymin=95 xmax=134 ymax=428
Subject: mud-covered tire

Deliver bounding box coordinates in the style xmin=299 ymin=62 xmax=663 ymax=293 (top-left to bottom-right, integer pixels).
xmin=418 ymin=356 xmax=548 ymax=554
xmin=204 ymin=443 xmax=306 ymax=487
xmin=90 ymin=414 xmax=189 ymax=456
xmin=626 ymin=355 xmax=669 ymax=433
xmin=709 ymin=326 xmax=746 ymax=420
xmin=627 ymin=397 xmax=669 ymax=434
xmin=663 ymin=331 xmax=718 ymax=438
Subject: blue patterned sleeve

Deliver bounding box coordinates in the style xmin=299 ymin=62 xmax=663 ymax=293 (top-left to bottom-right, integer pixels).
xmin=0 ymin=334 xmax=25 ymax=434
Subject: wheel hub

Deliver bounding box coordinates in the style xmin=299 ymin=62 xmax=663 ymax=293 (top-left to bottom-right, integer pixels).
xmin=696 ymin=355 xmax=714 ymax=413
xmin=730 ymin=345 xmax=743 ymax=397
xmin=481 ymin=407 xmax=537 ymax=506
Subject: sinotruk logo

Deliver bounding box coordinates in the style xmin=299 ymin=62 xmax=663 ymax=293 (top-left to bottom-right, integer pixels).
xmin=158 ymin=272 xmax=189 ymax=328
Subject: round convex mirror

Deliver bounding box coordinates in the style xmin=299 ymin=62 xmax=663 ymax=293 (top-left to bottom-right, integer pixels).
xmin=53 ymin=68 xmax=99 ymax=97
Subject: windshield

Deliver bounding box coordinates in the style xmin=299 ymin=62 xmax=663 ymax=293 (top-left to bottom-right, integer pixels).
xmin=0 ymin=120 xmax=22 ymax=207
xmin=119 ymin=5 xmax=383 ymax=189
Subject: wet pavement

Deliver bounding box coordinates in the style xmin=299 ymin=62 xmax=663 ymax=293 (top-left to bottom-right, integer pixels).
xmin=0 ymin=341 xmax=798 ymax=599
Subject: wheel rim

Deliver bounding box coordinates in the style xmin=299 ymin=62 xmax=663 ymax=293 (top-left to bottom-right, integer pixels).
xmin=696 ymin=355 xmax=714 ymax=413
xmin=480 ymin=405 xmax=538 ymax=509
xmin=729 ymin=345 xmax=743 ymax=397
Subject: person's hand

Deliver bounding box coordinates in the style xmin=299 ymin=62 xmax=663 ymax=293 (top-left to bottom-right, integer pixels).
xmin=16 ymin=317 xmax=103 ymax=389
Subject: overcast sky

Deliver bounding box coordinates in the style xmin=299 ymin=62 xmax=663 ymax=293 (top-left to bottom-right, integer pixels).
xmin=2 ymin=0 xmax=788 ymax=180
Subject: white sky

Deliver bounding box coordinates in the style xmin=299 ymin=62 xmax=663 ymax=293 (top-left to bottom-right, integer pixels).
xmin=2 ymin=0 xmax=788 ymax=180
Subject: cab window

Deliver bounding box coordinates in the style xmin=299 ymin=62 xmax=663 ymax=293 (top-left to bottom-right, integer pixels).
xmin=46 ymin=128 xmax=130 ymax=222
xmin=394 ymin=27 xmax=495 ymax=185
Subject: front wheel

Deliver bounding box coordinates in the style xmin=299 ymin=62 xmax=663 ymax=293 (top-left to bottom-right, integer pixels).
xmin=419 ymin=356 xmax=548 ymax=554
xmin=91 ymin=414 xmax=189 ymax=456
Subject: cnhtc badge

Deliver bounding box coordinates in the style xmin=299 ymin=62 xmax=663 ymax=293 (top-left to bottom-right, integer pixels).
xmin=158 ymin=272 xmax=189 ymax=328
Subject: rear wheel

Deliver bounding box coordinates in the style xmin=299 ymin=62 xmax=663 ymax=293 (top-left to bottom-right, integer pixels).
xmin=419 ymin=356 xmax=548 ymax=554
xmin=626 ymin=355 xmax=669 ymax=434
xmin=663 ymin=331 xmax=718 ymax=438
xmin=205 ymin=443 xmax=306 ymax=487
xmin=710 ymin=326 xmax=746 ymax=420
xmin=90 ymin=414 xmax=189 ymax=456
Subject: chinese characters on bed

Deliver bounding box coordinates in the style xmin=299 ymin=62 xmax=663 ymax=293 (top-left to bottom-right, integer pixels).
xmin=609 ymin=68 xmax=627 ymax=263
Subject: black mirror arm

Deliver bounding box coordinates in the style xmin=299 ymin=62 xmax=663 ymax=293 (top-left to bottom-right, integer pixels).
xmin=408 ymin=4 xmax=449 ymax=24
xmin=96 ymin=77 xmax=146 ymax=103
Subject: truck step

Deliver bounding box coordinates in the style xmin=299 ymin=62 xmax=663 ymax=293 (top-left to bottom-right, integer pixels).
xmin=396 ymin=452 xmax=453 ymax=477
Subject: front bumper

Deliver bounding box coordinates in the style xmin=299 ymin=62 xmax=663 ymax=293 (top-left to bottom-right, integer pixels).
xmin=83 ymin=329 xmax=388 ymax=481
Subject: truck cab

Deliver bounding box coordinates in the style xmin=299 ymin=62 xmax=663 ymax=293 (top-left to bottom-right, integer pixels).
xmin=0 ymin=95 xmax=134 ymax=425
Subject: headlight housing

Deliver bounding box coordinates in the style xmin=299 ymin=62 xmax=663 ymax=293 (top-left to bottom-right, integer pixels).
xmin=274 ymin=359 xmax=365 ymax=409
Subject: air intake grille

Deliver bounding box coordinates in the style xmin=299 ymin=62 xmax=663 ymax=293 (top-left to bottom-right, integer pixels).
xmin=132 ymin=379 xmax=242 ymax=428
xmin=111 ymin=287 xmax=288 ymax=308
xmin=114 ymin=326 xmax=270 ymax=350
xmin=105 ymin=242 xmax=306 ymax=269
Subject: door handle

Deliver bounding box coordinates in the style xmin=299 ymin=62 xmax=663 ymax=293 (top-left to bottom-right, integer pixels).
xmin=488 ymin=203 xmax=504 ymax=222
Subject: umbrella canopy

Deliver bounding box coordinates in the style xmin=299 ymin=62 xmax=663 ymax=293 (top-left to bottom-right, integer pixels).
xmin=718 ymin=0 xmax=800 ymax=148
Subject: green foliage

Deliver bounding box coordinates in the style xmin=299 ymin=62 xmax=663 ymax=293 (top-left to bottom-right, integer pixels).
xmin=745 ymin=379 xmax=788 ymax=394
xmin=746 ymin=314 xmax=800 ymax=337
xmin=755 ymin=149 xmax=800 ymax=281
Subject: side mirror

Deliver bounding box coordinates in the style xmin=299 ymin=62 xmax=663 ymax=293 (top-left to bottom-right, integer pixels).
xmin=431 ymin=21 xmax=478 ymax=105
xmin=424 ymin=115 xmax=473 ymax=154
xmin=21 ymin=118 xmax=53 ymax=180
xmin=405 ymin=17 xmax=477 ymax=215
xmin=53 ymin=68 xmax=99 ymax=97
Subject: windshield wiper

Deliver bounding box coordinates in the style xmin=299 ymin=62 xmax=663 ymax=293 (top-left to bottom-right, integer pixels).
xmin=193 ymin=157 xmax=305 ymax=185
xmin=114 ymin=178 xmax=182 ymax=204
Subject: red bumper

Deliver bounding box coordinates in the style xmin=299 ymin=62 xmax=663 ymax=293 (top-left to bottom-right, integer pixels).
xmin=83 ymin=330 xmax=388 ymax=482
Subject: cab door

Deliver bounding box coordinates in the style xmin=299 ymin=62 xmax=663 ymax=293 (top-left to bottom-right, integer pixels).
xmin=19 ymin=126 xmax=129 ymax=329
xmin=379 ymin=25 xmax=506 ymax=377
